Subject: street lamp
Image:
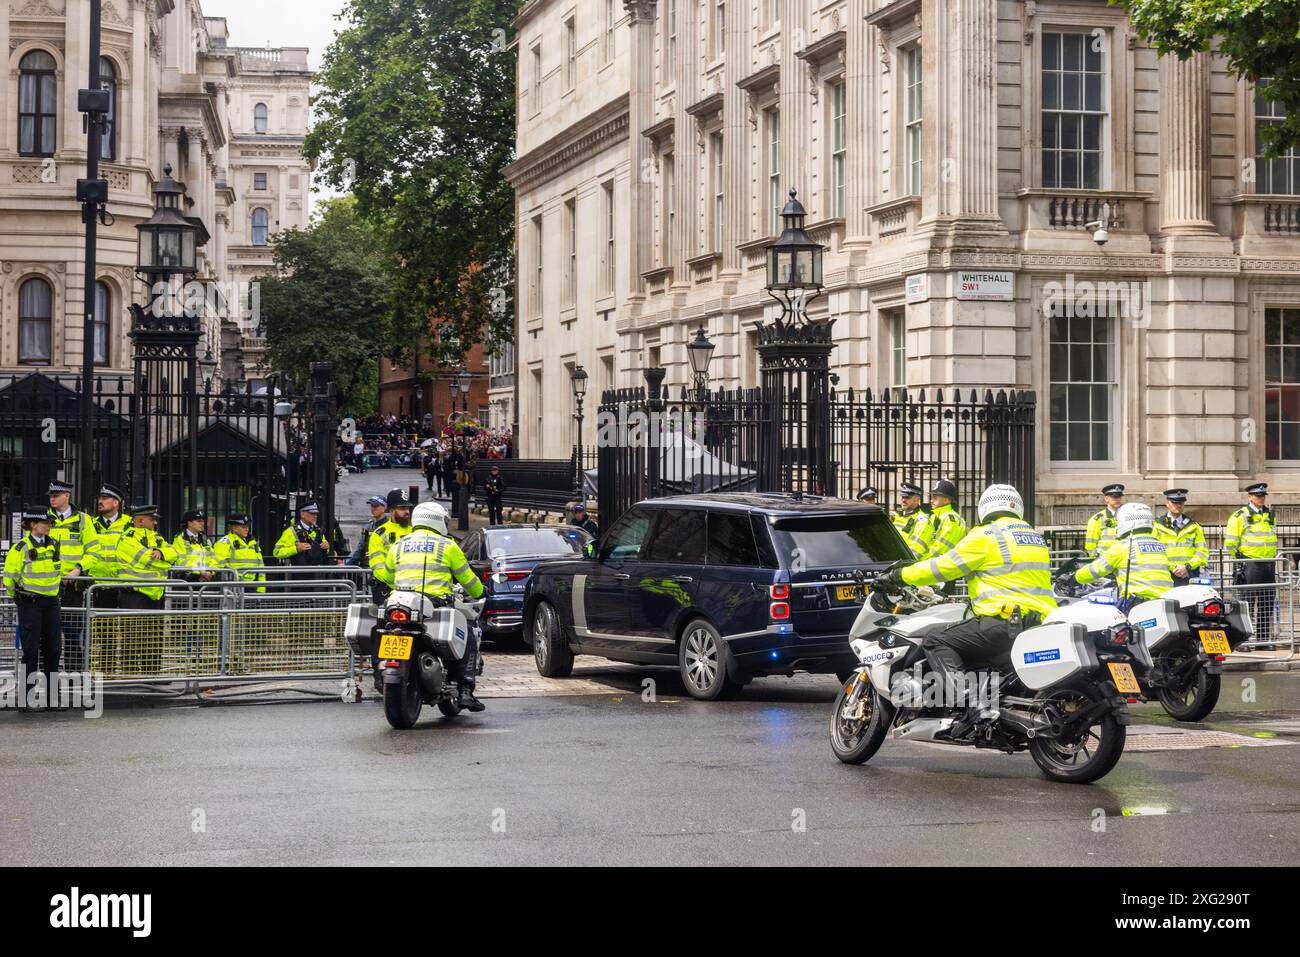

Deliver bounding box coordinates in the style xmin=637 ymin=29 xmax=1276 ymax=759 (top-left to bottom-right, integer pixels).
xmin=765 ymin=188 xmax=824 ymax=331
xmin=687 ymin=326 xmax=715 ymax=402
xmin=571 ymin=365 xmax=588 ymax=494
xmin=458 ymin=368 xmax=471 ymax=413
xmin=135 ymin=164 xmax=197 ymax=317
xmin=199 ymin=345 xmax=217 ymax=398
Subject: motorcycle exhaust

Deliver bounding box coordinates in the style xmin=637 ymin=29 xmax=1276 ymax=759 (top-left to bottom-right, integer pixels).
xmin=998 ymin=707 xmax=1056 ymax=739
xmin=417 ymin=653 xmax=445 ymax=696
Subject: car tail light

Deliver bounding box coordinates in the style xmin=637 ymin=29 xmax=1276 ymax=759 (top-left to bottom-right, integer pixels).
xmin=769 ymin=602 xmax=790 ymax=620
xmin=770 ymin=583 xmax=789 ymax=600
xmin=503 ymin=570 xmax=530 ymax=581
xmin=388 ymin=608 xmax=410 ymax=623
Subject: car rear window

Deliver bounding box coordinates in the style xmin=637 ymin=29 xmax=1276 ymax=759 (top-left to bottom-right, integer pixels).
xmin=485 ymin=527 xmax=589 ymax=559
xmin=768 ymin=513 xmax=911 ymax=568
xmin=707 ymin=511 xmax=762 ymax=566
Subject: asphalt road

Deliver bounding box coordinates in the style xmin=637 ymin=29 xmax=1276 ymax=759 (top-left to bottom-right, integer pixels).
xmin=1 ymin=665 xmax=1297 ymax=866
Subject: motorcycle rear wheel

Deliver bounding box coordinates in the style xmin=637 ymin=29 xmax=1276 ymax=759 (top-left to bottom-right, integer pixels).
xmin=1155 ymin=650 xmax=1220 ymax=722
xmin=1028 ymin=683 xmax=1125 ymax=784
xmin=829 ymin=677 xmax=894 ymax=765
xmin=384 ymin=675 xmax=424 ymax=729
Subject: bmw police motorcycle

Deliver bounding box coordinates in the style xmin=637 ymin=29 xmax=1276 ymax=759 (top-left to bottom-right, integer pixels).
xmin=830 ymin=489 xmax=1148 ymax=784
xmin=345 ymin=503 xmax=486 ymax=729
xmin=1053 ymin=504 xmax=1255 ymax=723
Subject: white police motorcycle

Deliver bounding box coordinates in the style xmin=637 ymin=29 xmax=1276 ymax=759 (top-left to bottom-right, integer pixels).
xmin=830 ymin=573 xmax=1148 ymax=783
xmin=1054 ymin=562 xmax=1254 ymax=722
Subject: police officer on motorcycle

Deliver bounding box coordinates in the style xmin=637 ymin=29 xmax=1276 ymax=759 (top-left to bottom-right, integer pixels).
xmin=877 ymin=484 xmax=1057 ymax=737
xmin=1067 ymin=502 xmax=1173 ymax=611
xmin=389 ymin=502 xmax=486 ymax=712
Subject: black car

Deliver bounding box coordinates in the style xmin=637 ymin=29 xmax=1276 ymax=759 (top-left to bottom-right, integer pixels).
xmin=521 ymin=493 xmax=912 ymax=699
xmin=459 ymin=523 xmax=594 ymax=641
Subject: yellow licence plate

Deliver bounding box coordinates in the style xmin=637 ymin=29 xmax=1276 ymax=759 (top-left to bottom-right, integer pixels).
xmin=836 ymin=585 xmax=859 ymax=602
xmin=1199 ymin=629 xmax=1231 ymax=655
xmin=377 ymin=634 xmax=413 ymax=661
xmin=1107 ymin=662 xmax=1141 ymax=694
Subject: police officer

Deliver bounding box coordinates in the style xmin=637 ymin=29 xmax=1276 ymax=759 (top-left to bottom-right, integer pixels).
xmin=571 ymin=502 xmax=599 ymax=538
xmin=1153 ymin=488 xmax=1208 ymax=585
xmin=1225 ymin=482 xmax=1278 ymax=648
xmin=273 ymin=501 xmax=337 ymax=567
xmin=346 ymin=496 xmax=389 ymax=568
xmin=83 ymin=484 xmax=131 ymax=608
xmin=115 ymin=505 xmax=179 ymax=675
xmin=47 ymin=480 xmax=90 ymax=671
xmin=856 ymin=486 xmax=878 ymax=504
xmin=389 ymin=501 xmax=486 ymax=712
xmin=1068 ymin=502 xmax=1173 ymax=611
xmin=879 ymin=484 xmax=1056 ymax=739
xmin=925 ymin=479 xmax=968 ymax=558
xmin=368 ymin=488 xmax=416 ymax=602
xmin=485 ymin=465 xmax=507 ymax=526
xmin=1085 ymin=484 xmax=1125 ymax=556
xmin=213 ymin=513 xmax=266 ymax=593
xmin=172 ymin=509 xmax=215 ymax=582
xmin=3 ymin=507 xmax=64 ymax=710
xmin=892 ymin=481 xmax=935 ymax=558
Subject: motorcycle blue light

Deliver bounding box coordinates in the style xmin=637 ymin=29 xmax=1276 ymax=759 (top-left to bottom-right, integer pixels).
xmin=1088 ymin=594 xmax=1116 ymax=605
xmin=1191 ymin=578 xmax=1212 ymax=586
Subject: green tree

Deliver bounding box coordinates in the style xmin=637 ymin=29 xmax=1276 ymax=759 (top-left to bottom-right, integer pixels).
xmin=1117 ymin=0 xmax=1300 ymax=155
xmin=305 ymin=0 xmax=520 ymax=367
xmin=257 ymin=197 xmax=394 ymax=414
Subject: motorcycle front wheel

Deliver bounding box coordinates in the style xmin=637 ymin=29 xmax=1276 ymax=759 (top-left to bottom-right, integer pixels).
xmin=1029 ymin=682 xmax=1125 ymax=784
xmin=829 ymin=676 xmax=895 ymax=765
xmin=384 ymin=673 xmax=424 ymax=729
xmin=1155 ymin=648 xmax=1221 ymax=722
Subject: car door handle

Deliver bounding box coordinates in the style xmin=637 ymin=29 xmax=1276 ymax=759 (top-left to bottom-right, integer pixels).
xmin=615 ymin=573 xmax=631 ymax=581
xmin=672 ymin=576 xmax=694 ymax=583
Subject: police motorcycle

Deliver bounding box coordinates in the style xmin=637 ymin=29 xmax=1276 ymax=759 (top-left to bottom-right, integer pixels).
xmin=344 ymin=503 xmax=485 ymax=729
xmin=830 ymin=570 xmax=1148 ymax=783
xmin=1053 ymin=559 xmax=1254 ymax=723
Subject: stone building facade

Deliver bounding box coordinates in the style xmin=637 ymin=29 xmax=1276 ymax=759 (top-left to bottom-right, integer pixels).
xmin=504 ymin=0 xmax=1300 ymax=520
xmin=0 ymin=0 xmax=311 ymax=391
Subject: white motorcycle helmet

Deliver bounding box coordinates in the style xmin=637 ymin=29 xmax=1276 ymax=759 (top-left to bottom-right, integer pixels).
xmin=1116 ymin=502 xmax=1154 ymax=539
xmin=411 ymin=501 xmax=449 ymax=536
xmin=977 ymin=484 xmax=1024 ymax=522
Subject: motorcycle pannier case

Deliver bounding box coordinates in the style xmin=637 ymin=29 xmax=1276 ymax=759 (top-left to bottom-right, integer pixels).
xmin=426 ymin=607 xmax=469 ymax=661
xmin=1011 ymin=622 xmax=1099 ymax=691
xmin=344 ymin=602 xmax=379 ymax=657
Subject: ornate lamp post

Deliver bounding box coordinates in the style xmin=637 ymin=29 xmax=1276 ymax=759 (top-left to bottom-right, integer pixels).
xmin=458 ymin=367 xmax=471 ymax=413
xmin=571 ymin=364 xmax=588 ymax=495
xmin=757 ymin=188 xmax=832 ymax=495
xmin=687 ymin=326 xmax=715 ymax=403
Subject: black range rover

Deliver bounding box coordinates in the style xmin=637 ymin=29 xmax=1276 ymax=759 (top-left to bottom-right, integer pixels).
xmin=521 ymin=493 xmax=912 ymax=700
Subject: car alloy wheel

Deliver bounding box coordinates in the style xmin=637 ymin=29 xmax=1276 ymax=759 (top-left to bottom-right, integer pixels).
xmin=683 ymin=625 xmax=719 ymax=694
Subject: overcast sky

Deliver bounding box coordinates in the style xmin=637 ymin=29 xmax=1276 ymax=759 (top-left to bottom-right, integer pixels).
xmin=203 ymin=0 xmax=353 ymax=206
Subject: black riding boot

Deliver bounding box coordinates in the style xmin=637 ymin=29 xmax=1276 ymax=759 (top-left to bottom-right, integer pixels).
xmin=455 ymin=631 xmax=485 ymax=712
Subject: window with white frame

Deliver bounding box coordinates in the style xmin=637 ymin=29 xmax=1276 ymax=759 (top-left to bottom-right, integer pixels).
xmin=254 ymin=172 xmax=268 ymax=191
xmin=1041 ymin=31 xmax=1107 ymax=189
xmin=662 ymin=152 xmax=675 ymax=263
xmin=602 ymin=181 xmax=616 ymax=294
xmin=665 ymin=0 xmax=677 ymax=77
xmin=1049 ymin=308 xmax=1115 ymax=461
xmin=888 ymin=310 xmax=906 ymax=401
xmin=565 ymin=198 xmax=577 ymax=305
xmin=767 ymin=0 xmax=781 ymax=29
xmin=766 ymin=108 xmax=781 ymax=235
xmin=711 ymin=132 xmax=725 ymax=251
xmin=565 ymin=18 xmax=576 ymax=90
xmin=604 ymin=0 xmax=616 ymax=63
xmin=830 ymin=81 xmax=847 ymax=218
xmin=531 ymin=214 xmax=543 ymax=318
xmin=254 ymin=102 xmax=269 ymax=134
xmin=94 ymin=281 xmax=111 ymax=365
xmin=18 ymin=50 xmax=57 ymax=156
xmin=251 ymin=208 xmax=269 ymax=246
xmin=904 ymin=47 xmax=923 ymax=196
xmin=1265 ymin=307 xmax=1300 ymax=459
xmin=1255 ymin=90 xmax=1300 ymax=195
xmin=99 ymin=57 xmax=118 ymax=162
xmin=714 ymin=1 xmax=726 ymax=57
xmin=530 ymin=45 xmax=542 ymax=111
xmin=18 ymin=277 xmax=53 ymax=365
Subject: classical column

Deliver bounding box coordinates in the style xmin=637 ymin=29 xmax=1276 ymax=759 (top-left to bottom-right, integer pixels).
xmin=1159 ymin=52 xmax=1216 ymax=234
xmin=624 ymin=0 xmax=658 ymax=301
xmin=784 ymin=1 xmax=809 ymax=218
xmin=844 ymin=0 xmax=873 ymax=250
xmin=672 ymin=0 xmax=696 ymax=273
xmin=720 ymin=0 xmax=748 ymax=278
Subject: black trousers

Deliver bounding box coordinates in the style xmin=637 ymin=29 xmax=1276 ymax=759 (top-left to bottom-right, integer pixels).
xmin=450 ymin=628 xmax=480 ymax=690
xmin=921 ymin=615 xmax=1015 ymax=707
xmin=487 ymin=497 xmax=504 ymax=525
xmin=17 ymin=594 xmax=61 ymax=708
xmin=1239 ymin=560 xmax=1277 ymax=644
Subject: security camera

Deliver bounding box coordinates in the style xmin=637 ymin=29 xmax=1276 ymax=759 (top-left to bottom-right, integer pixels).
xmin=1086 ymin=220 xmax=1109 ymax=247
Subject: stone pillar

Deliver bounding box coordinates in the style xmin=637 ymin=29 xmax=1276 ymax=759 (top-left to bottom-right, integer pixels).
xmin=624 ymin=0 xmax=658 ymax=301
xmin=783 ymin=3 xmax=809 ymax=219
xmin=720 ymin=0 xmax=748 ymax=279
xmin=1159 ymin=53 xmax=1216 ymax=235
xmin=672 ymin=0 xmax=696 ymax=274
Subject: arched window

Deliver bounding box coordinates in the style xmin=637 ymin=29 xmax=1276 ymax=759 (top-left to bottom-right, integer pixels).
xmin=94 ymin=281 xmax=112 ymax=365
xmin=252 ymin=208 xmax=269 ymax=246
xmin=99 ymin=57 xmax=118 ymax=162
xmin=254 ymin=102 xmax=269 ymax=134
xmin=18 ymin=50 xmax=57 ymax=156
xmin=19 ymin=277 xmax=53 ymax=365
